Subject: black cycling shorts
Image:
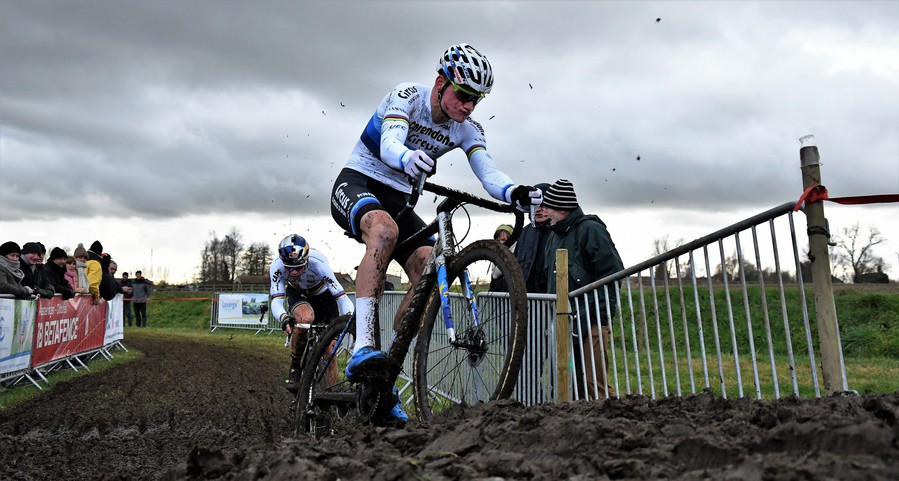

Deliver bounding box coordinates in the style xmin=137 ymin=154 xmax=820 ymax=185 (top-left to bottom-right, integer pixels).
xmin=330 ymin=168 xmax=434 ymax=268
xmin=286 ymin=287 xmax=338 ymax=325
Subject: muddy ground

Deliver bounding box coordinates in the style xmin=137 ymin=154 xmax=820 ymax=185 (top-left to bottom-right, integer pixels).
xmin=1 ymin=330 xmax=897 ymax=481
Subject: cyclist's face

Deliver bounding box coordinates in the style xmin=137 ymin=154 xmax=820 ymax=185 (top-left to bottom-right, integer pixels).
xmin=287 ymin=265 xmax=305 ymax=279
xmin=437 ymin=76 xmax=478 ymax=122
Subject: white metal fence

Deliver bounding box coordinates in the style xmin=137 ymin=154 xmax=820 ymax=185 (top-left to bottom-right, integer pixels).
xmin=210 ymin=196 xmax=844 ymax=406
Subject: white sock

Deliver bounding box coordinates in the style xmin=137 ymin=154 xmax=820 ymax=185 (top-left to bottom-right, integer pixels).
xmin=353 ymin=297 xmax=377 ymax=354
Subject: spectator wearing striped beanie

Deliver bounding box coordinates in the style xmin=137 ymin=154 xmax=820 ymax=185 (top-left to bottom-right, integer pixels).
xmin=542 ymin=178 xmax=579 ymax=212
xmin=542 ymin=178 xmax=624 ymax=401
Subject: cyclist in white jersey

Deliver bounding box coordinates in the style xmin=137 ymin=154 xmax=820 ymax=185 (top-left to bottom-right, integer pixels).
xmin=270 ymin=234 xmax=353 ymax=393
xmin=330 ymin=44 xmax=543 ymax=422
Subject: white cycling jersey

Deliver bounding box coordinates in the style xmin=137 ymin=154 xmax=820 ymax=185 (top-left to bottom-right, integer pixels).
xmin=269 ymin=249 xmax=353 ymax=321
xmin=345 ymin=82 xmax=516 ymax=203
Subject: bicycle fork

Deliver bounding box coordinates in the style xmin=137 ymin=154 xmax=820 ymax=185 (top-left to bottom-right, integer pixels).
xmin=432 ymin=211 xmax=484 ymax=359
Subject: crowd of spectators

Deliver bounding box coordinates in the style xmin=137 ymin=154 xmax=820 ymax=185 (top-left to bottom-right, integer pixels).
xmin=0 ymin=241 xmax=138 ymax=312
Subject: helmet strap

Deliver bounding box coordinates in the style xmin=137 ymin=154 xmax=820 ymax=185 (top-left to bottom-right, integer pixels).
xmin=436 ymin=78 xmax=453 ymax=122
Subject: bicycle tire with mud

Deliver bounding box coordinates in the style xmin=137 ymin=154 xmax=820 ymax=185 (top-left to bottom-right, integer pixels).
xmin=412 ymin=240 xmax=528 ymax=421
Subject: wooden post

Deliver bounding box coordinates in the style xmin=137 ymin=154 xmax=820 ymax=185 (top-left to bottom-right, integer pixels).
xmin=798 ymin=135 xmax=846 ymax=393
xmin=555 ymin=249 xmax=570 ymax=402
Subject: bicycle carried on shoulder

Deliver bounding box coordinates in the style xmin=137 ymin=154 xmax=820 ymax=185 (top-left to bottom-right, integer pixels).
xmin=294 ymin=178 xmax=530 ymax=434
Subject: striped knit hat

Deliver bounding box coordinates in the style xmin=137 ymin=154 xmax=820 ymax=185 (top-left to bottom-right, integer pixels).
xmin=542 ymin=179 xmax=579 ymax=211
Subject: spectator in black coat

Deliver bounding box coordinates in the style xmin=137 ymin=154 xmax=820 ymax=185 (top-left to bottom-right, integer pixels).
xmin=19 ymin=242 xmax=54 ymax=299
xmin=45 ymin=247 xmax=76 ymax=299
xmin=0 ymin=241 xmax=33 ymax=299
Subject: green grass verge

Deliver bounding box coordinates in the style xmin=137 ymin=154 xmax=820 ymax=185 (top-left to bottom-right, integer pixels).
xmin=0 ymin=347 xmax=144 ymax=410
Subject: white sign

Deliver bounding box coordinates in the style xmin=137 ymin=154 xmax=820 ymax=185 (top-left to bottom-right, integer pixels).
xmin=104 ymin=294 xmax=124 ymax=345
xmin=217 ymin=293 xmax=268 ymax=325
xmin=0 ymin=298 xmax=36 ymax=375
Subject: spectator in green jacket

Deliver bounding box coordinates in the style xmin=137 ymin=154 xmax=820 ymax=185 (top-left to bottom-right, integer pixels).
xmin=543 ymin=179 xmax=624 ymax=401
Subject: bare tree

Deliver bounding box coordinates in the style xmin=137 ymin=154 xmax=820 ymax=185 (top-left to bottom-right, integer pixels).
xmin=714 ymin=254 xmax=758 ymax=282
xmin=197 ymin=230 xmax=242 ymax=283
xmin=833 ymin=223 xmax=886 ymax=283
xmin=240 ymin=242 xmax=272 ymax=276
xmin=651 ymin=235 xmax=684 ymax=280
xmin=221 ymin=227 xmax=244 ymax=283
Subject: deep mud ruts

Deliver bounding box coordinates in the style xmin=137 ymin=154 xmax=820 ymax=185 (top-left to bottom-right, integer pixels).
xmin=1 ymin=331 xmax=897 ymax=480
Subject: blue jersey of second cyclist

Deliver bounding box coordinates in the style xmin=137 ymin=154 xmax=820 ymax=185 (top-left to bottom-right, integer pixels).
xmin=344 ymin=82 xmax=515 ymax=203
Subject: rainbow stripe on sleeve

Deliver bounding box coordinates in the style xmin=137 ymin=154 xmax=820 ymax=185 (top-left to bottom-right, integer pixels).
xmin=384 ymin=114 xmax=409 ymax=124
xmin=466 ymin=145 xmax=486 ymax=158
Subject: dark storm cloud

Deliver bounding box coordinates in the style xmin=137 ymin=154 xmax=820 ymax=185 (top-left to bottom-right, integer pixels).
xmin=1 ymin=1 xmax=897 ymax=222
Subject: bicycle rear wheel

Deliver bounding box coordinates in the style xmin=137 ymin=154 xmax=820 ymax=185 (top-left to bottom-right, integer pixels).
xmin=294 ymin=314 xmax=356 ymax=437
xmin=413 ymin=239 xmax=528 ymax=421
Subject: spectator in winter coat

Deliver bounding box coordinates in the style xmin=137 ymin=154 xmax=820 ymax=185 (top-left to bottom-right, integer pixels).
xmin=45 ymin=247 xmax=76 ymax=299
xmin=65 ymin=256 xmax=79 ymax=291
xmin=515 ymin=182 xmax=553 ymax=294
xmin=542 ymin=179 xmax=624 ymax=401
xmin=488 ymin=224 xmax=515 ymax=292
xmin=86 ymin=240 xmax=104 ymax=303
xmin=98 ymin=253 xmax=119 ymax=301
xmin=73 ymin=243 xmax=91 ymax=294
xmin=131 ymin=270 xmax=152 ymax=327
xmin=19 ymin=242 xmax=54 ymax=299
xmin=118 ymin=270 xmax=134 ymax=326
xmin=0 ymin=241 xmax=33 ymax=299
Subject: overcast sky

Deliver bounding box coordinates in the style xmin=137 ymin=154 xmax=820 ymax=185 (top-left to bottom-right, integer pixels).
xmin=2 ymin=1 xmax=897 ymax=284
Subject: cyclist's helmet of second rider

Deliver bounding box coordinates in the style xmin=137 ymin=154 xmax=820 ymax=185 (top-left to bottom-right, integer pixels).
xmin=278 ymin=234 xmax=310 ymax=268
xmin=437 ymin=43 xmax=494 ymax=96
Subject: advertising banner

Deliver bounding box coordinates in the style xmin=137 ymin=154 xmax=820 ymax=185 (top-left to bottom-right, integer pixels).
xmin=217 ymin=293 xmax=268 ymax=325
xmin=104 ymin=294 xmax=124 ymax=345
xmin=31 ymin=296 xmax=107 ymax=368
xmin=0 ymin=298 xmax=36 ymax=375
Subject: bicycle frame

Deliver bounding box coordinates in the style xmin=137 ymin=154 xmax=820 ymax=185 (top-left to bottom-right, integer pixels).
xmin=386 ymin=179 xmax=524 ymax=372
xmin=298 ymin=178 xmax=528 ymax=429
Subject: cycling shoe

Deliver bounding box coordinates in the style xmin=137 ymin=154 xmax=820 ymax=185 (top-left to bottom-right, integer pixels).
xmin=345 ymin=346 xmax=388 ymax=380
xmin=388 ymin=387 xmax=409 ymax=425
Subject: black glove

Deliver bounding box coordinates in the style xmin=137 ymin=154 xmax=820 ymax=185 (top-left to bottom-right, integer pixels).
xmin=280 ymin=315 xmax=296 ymax=333
xmin=510 ymin=185 xmax=543 ymax=211
xmin=38 ymin=288 xmax=54 ymax=299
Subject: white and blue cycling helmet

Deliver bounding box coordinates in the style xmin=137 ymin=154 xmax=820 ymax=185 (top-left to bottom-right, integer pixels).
xmin=278 ymin=234 xmax=310 ymax=268
xmin=437 ymin=43 xmax=494 ymax=96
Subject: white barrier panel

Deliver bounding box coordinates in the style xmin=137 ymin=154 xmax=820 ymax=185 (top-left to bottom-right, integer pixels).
xmin=0 ymin=298 xmax=36 ymax=375
xmin=104 ymin=294 xmax=124 ymax=345
xmin=217 ymin=293 xmax=268 ymax=325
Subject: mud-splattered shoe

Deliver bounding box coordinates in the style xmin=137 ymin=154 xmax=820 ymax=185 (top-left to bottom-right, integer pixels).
xmin=345 ymin=346 xmax=387 ymax=380
xmin=388 ymin=387 xmax=409 ymax=425
xmin=284 ymin=365 xmax=301 ymax=394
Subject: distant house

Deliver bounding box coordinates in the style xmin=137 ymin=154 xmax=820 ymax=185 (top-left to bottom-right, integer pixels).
xmin=385 ymin=273 xmax=401 ymax=291
xmin=334 ymin=272 xmax=355 ymax=290
xmin=333 ymin=271 xmax=400 ymax=291
xmin=233 ymin=275 xmax=270 ymax=290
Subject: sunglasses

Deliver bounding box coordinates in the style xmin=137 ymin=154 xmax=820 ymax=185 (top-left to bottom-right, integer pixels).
xmin=450 ymin=81 xmax=485 ymax=105
xmin=286 ymin=264 xmax=306 ymax=273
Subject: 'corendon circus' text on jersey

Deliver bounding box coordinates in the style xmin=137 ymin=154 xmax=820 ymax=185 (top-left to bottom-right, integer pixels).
xmin=269 ymin=249 xmax=353 ymax=321
xmin=345 ymin=82 xmax=516 ymax=202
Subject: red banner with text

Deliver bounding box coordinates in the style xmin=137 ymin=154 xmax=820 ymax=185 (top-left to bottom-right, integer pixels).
xmin=31 ymin=296 xmax=107 ymax=368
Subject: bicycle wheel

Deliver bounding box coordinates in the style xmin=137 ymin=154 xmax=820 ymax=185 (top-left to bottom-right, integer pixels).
xmin=413 ymin=239 xmax=528 ymax=421
xmin=294 ymin=314 xmax=356 ymax=437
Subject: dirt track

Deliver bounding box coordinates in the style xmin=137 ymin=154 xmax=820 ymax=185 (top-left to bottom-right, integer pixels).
xmin=1 ymin=330 xmax=897 ymax=480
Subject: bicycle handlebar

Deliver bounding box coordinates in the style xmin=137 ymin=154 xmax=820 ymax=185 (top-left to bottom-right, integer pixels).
xmin=395 ymin=177 xmax=527 ymax=251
